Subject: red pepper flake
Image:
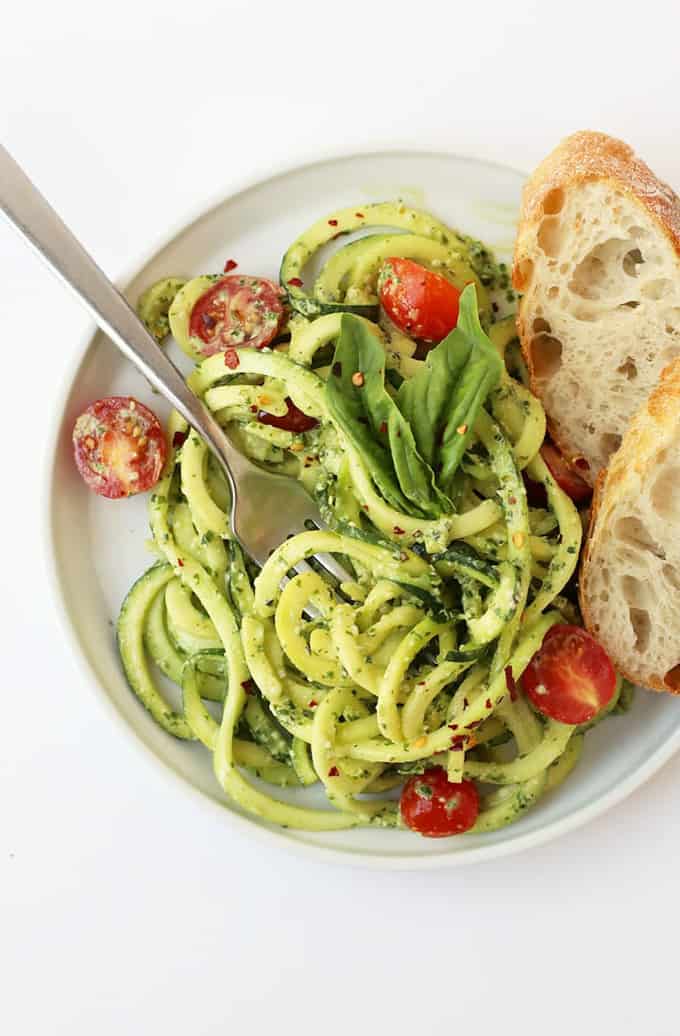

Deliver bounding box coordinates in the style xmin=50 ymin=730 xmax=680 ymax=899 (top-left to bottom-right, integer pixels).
xmin=393 ymin=526 xmax=405 ymax=535
xmin=379 ymin=421 xmax=387 ymax=434
xmin=450 ymin=734 xmax=468 ymax=751
xmin=177 ymin=558 xmax=184 ymax=568
xmin=241 ymin=679 xmax=256 ymax=695
xmin=361 ymin=504 xmax=369 ymax=511
xmin=249 ymin=405 xmax=258 ymax=413
xmin=463 ymin=698 xmax=469 ymax=709
xmin=448 ymin=723 xmax=458 ymax=731
xmin=328 ymin=218 xmax=338 ymax=227
xmin=505 ymin=666 xmax=518 ymax=702
xmin=485 ymin=698 xmax=493 ymax=710
xmin=308 ymin=699 xmax=318 ymax=708
xmin=467 ymin=720 xmax=482 ymax=729
xmin=223 ymin=258 xmax=238 ymax=273
xmin=224 ymin=349 xmax=240 ymax=369
xmin=508 ymin=495 xmax=517 ymax=505
xmin=328 ymin=766 xmax=340 ymax=777
xmin=287 ymin=277 xmax=303 ymax=288
xmin=172 ymin=430 xmax=188 ymax=449
xmin=355 ymin=212 xmax=365 ymax=218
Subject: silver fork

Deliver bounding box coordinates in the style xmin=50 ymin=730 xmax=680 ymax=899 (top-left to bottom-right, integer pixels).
xmin=0 ymin=145 xmax=351 ymax=586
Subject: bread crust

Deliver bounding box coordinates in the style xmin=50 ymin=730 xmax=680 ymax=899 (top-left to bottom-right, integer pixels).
xmin=579 ymin=356 xmax=680 ymax=692
xmin=513 ymin=130 xmax=680 ymax=481
xmin=514 ymin=131 xmax=680 ymax=290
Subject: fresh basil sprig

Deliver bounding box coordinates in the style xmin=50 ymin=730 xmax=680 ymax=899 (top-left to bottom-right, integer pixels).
xmin=397 ymin=283 xmax=503 ymax=494
xmin=324 ymin=284 xmax=503 ymax=517
xmin=325 ymin=316 xmax=449 ymax=517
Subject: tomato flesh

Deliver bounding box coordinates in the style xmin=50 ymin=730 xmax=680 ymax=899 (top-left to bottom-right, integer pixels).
xmin=378 ymin=258 xmax=461 ymax=342
xmin=189 ymin=275 xmax=285 ymax=356
xmin=257 ymin=398 xmax=318 ymax=433
xmin=540 ymin=444 xmax=592 ymax=503
xmin=72 ymin=397 xmax=166 ymax=499
xmin=400 ymin=767 xmax=479 ymax=837
xmin=522 ymin=624 xmax=616 ymax=725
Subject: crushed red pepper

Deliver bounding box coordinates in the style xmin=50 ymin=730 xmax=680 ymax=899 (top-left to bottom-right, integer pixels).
xmin=505 ymin=666 xmax=518 ymax=701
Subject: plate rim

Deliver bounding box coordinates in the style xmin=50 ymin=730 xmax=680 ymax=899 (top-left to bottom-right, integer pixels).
xmin=43 ymin=146 xmax=680 ymax=869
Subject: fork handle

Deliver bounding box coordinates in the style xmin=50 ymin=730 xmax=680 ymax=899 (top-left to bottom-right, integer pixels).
xmin=0 ymin=143 xmax=253 ymax=491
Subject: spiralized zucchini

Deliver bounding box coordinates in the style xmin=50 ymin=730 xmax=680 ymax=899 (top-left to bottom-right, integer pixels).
xmin=119 ymin=203 xmax=632 ymax=837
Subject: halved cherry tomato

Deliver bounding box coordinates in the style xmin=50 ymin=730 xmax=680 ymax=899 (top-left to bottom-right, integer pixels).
xmin=257 ymin=398 xmax=318 ymax=433
xmin=72 ymin=396 xmax=166 ymax=499
xmin=189 ymin=275 xmax=285 ymax=355
xmin=378 ymin=258 xmax=461 ymax=342
xmin=540 ymin=444 xmax=592 ymax=503
xmin=522 ymin=624 xmax=616 ymax=725
xmin=400 ymin=767 xmax=479 ymax=837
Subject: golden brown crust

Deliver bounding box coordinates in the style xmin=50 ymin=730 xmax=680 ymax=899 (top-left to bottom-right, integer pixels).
xmin=579 ymin=356 xmax=680 ymax=693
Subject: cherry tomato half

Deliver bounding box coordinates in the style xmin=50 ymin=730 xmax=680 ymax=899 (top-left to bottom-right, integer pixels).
xmin=189 ymin=275 xmax=285 ymax=355
xmin=257 ymin=398 xmax=318 ymax=433
xmin=378 ymin=258 xmax=461 ymax=342
xmin=72 ymin=397 xmax=167 ymax=499
xmin=522 ymin=624 xmax=616 ymax=725
xmin=541 ymin=444 xmax=592 ymax=503
xmin=400 ymin=767 xmax=479 ymax=837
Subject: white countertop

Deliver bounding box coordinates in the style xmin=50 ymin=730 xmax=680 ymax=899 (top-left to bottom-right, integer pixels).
xmin=2 ymin=2 xmax=680 ymax=1032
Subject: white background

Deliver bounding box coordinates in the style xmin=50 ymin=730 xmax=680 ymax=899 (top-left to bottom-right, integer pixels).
xmin=2 ymin=2 xmax=680 ymax=1033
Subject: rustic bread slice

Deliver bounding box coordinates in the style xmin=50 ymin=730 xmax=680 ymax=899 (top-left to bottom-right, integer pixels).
xmin=580 ymin=357 xmax=680 ymax=692
xmin=513 ymin=130 xmax=680 ymax=485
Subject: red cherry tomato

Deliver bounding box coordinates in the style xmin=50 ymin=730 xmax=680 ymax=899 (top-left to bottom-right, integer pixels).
xmin=522 ymin=624 xmax=616 ymax=725
xmin=257 ymin=398 xmax=318 ymax=433
xmin=378 ymin=258 xmax=461 ymax=342
xmin=72 ymin=397 xmax=167 ymax=499
xmin=540 ymin=444 xmax=592 ymax=503
xmin=189 ymin=275 xmax=285 ymax=356
xmin=400 ymin=767 xmax=479 ymax=837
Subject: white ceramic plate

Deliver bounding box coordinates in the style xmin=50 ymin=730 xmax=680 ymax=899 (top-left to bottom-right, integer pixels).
xmin=47 ymin=151 xmax=680 ymax=868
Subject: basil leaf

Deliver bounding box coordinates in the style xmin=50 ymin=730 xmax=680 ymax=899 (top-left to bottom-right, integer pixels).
xmin=325 ymin=314 xmax=449 ymax=517
xmin=397 ymin=284 xmax=503 ymax=491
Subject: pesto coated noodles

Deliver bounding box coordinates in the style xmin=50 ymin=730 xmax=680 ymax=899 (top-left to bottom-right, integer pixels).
xmin=118 ymin=203 xmax=631 ymax=837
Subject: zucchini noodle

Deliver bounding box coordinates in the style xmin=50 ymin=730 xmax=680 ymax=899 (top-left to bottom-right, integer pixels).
xmin=117 ymin=201 xmax=633 ymax=839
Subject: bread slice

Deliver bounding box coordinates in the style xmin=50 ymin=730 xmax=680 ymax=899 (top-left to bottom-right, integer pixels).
xmin=580 ymin=357 xmax=680 ymax=692
xmin=513 ymin=131 xmax=680 ymax=485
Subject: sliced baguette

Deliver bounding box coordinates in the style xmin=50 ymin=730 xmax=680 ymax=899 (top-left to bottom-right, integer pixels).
xmin=580 ymin=356 xmax=680 ymax=692
xmin=513 ymin=130 xmax=680 ymax=485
